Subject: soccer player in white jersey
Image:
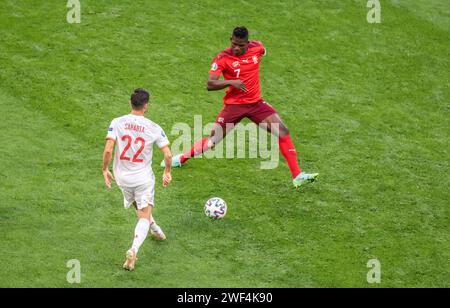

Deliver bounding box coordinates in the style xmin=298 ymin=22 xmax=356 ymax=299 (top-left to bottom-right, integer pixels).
xmin=102 ymin=88 xmax=173 ymax=271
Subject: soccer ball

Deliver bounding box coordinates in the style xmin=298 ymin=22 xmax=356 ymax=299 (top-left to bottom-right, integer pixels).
xmin=204 ymin=197 xmax=227 ymax=219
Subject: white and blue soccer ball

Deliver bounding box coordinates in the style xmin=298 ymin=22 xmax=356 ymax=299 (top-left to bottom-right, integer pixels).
xmin=204 ymin=197 xmax=227 ymax=219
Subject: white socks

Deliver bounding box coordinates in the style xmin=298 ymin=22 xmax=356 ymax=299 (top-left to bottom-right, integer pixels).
xmin=131 ymin=218 xmax=150 ymax=254
xmin=150 ymin=221 xmax=162 ymax=233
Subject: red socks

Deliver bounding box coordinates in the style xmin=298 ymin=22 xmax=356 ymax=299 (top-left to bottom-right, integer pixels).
xmin=182 ymin=135 xmax=301 ymax=179
xmin=181 ymin=137 xmax=210 ymax=164
xmin=279 ymin=135 xmax=301 ymax=179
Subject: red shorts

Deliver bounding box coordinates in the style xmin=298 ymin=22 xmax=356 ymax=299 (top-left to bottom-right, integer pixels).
xmin=215 ymin=100 xmax=277 ymax=128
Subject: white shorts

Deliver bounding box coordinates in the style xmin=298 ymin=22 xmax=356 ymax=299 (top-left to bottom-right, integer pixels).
xmin=119 ymin=183 xmax=155 ymax=210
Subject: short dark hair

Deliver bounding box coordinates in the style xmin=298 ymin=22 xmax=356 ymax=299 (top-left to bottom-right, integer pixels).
xmin=130 ymin=88 xmax=150 ymax=109
xmin=232 ymin=26 xmax=249 ymax=40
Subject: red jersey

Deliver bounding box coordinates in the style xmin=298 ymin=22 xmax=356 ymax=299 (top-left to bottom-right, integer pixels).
xmin=209 ymin=41 xmax=266 ymax=105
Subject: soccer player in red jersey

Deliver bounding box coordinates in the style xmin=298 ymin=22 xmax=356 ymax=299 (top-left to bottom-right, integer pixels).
xmin=164 ymin=27 xmax=318 ymax=187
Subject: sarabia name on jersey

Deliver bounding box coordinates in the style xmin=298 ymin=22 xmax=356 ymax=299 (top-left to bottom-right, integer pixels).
xmin=209 ymin=41 xmax=266 ymax=105
xmin=125 ymin=123 xmax=145 ymax=133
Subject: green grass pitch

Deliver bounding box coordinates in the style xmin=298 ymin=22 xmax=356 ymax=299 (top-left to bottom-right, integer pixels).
xmin=0 ymin=0 xmax=448 ymax=287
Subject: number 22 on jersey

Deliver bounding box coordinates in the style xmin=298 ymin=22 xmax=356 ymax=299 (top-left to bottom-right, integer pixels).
xmin=119 ymin=135 xmax=145 ymax=163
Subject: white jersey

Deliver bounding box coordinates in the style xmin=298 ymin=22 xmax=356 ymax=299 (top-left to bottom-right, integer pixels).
xmin=106 ymin=114 xmax=169 ymax=187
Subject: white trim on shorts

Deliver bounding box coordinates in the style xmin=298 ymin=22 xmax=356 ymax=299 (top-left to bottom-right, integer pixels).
xmin=119 ymin=183 xmax=155 ymax=210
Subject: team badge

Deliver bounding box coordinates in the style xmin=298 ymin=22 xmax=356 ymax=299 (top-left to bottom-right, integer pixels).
xmin=211 ymin=63 xmax=218 ymax=71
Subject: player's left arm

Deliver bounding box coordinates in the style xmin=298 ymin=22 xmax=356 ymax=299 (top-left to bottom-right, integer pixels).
xmin=102 ymin=139 xmax=115 ymax=189
xmin=259 ymin=41 xmax=266 ymax=57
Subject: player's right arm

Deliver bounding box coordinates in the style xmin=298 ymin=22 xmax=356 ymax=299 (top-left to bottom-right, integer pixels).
xmin=207 ymin=74 xmax=247 ymax=92
xmin=207 ymin=54 xmax=247 ymax=92
xmin=160 ymin=145 xmax=172 ymax=187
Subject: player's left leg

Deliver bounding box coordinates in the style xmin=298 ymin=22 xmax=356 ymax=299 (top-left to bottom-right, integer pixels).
xmin=124 ymin=205 xmax=151 ymax=271
xmin=123 ymin=184 xmax=164 ymax=271
xmin=135 ymin=183 xmax=165 ymax=241
xmin=249 ymin=101 xmax=318 ymax=187
xmin=124 ymin=203 xmax=166 ymax=270
xmin=260 ymin=113 xmax=301 ymax=178
xmin=119 ymin=187 xmax=146 ymax=270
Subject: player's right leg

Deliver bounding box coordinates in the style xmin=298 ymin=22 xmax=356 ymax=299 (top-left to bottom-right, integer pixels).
xmin=178 ymin=123 xmax=228 ymax=165
xmin=161 ymin=130 xmax=222 ymax=168
xmin=149 ymin=214 xmax=166 ymax=241
xmin=162 ymin=105 xmax=242 ymax=168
